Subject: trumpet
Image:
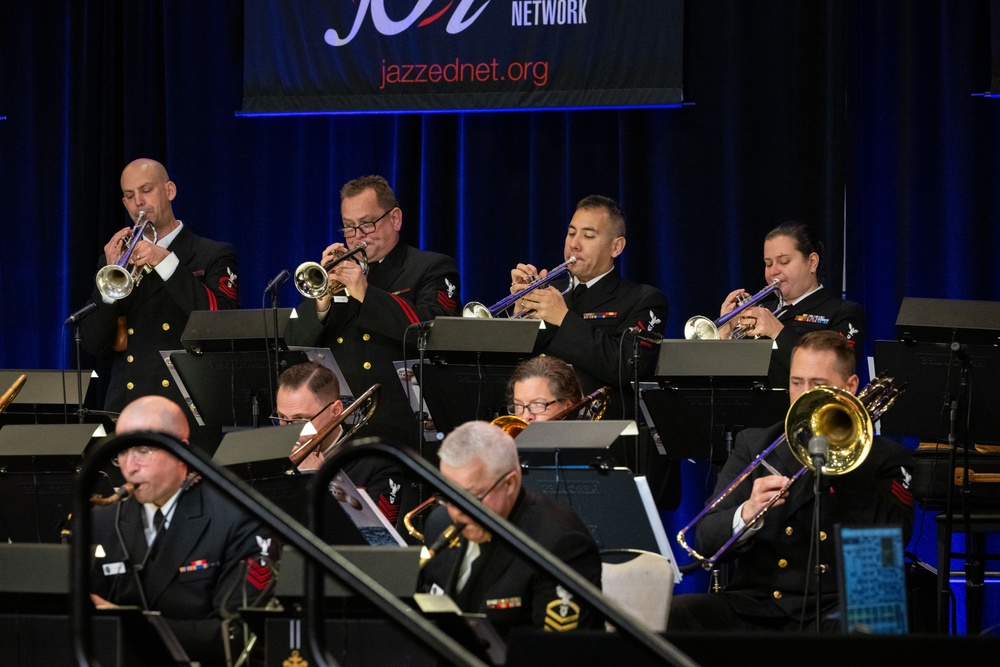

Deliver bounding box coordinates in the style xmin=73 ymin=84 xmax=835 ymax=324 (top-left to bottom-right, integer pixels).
xmin=684 ymin=279 xmax=782 ymax=340
xmin=289 ymin=383 xmax=380 ymax=466
xmin=294 ymin=242 xmax=369 ymax=299
xmin=462 ymin=257 xmax=576 ymax=319
xmin=491 ymin=385 xmax=610 ymax=438
xmin=95 ymin=212 xmax=158 ymax=301
xmin=676 ymin=374 xmax=904 ymax=569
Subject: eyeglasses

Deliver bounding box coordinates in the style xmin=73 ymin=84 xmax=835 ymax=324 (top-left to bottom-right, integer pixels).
xmin=112 ymin=445 xmax=160 ymax=467
xmin=270 ymin=399 xmax=340 ymax=427
xmin=505 ymin=399 xmax=559 ymax=416
xmin=439 ymin=469 xmax=514 ymax=506
xmin=340 ymin=208 xmax=392 ymax=238
xmin=269 ymin=413 xmax=311 ymax=427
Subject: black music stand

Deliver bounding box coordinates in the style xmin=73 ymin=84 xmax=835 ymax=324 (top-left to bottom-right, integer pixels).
xmin=0 ymin=423 xmax=109 ymax=542
xmin=0 ymin=369 xmax=104 ymax=426
xmin=643 ymin=340 xmax=786 ymax=461
xmin=415 ymin=317 xmax=539 ymax=435
xmin=881 ymin=297 xmax=1000 ymax=634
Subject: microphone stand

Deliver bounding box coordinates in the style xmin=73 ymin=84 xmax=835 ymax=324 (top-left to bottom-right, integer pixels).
xmin=630 ymin=335 xmax=643 ymax=475
xmin=270 ymin=286 xmax=282 ymax=416
xmin=808 ymin=436 xmax=829 ymax=633
xmin=74 ymin=323 xmax=85 ymax=424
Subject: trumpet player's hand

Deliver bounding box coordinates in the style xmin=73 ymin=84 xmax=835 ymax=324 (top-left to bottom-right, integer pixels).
xmin=519 ymin=285 xmax=569 ymax=326
xmin=131 ymin=239 xmax=170 ymax=269
xmin=510 ymin=263 xmax=541 ymax=292
xmin=718 ymin=288 xmax=747 ymax=339
xmin=103 ymin=227 xmax=133 ymax=263
xmin=739 ymin=305 xmax=784 ymax=340
xmin=742 ymin=474 xmax=791 ymax=524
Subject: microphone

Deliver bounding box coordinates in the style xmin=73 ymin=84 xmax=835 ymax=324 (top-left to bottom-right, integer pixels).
xmin=808 ymin=435 xmax=830 ymax=470
xmin=65 ymin=302 xmax=98 ymax=325
xmin=264 ymin=269 xmax=290 ymax=296
xmin=627 ymin=326 xmax=663 ymax=343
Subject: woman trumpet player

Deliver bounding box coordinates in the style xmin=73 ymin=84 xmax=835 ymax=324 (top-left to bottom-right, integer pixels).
xmin=718 ymin=221 xmax=866 ymax=389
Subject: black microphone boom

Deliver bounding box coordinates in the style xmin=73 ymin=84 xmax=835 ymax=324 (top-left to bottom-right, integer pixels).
xmin=627 ymin=326 xmax=663 ymax=344
xmin=65 ymin=302 xmax=98 ymax=325
xmin=264 ymin=269 xmax=290 ymax=296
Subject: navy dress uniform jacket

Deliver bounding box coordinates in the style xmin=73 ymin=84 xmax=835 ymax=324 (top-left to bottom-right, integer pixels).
xmin=284 ymin=242 xmax=461 ymax=447
xmin=768 ymin=286 xmax=866 ymax=388
xmin=90 ymin=482 xmax=274 ymax=666
xmin=420 ymin=488 xmax=603 ymax=639
xmin=537 ymin=267 xmax=668 ymax=419
xmin=693 ymin=422 xmax=914 ymax=622
xmin=80 ymin=226 xmax=239 ymax=416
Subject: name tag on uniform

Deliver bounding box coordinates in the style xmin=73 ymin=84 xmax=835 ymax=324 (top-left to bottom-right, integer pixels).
xmin=102 ymin=562 xmax=126 ymax=576
xmin=334 ymin=295 xmax=349 ymax=303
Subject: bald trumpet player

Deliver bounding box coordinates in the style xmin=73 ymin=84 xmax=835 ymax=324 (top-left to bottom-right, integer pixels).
xmin=508 ymin=195 xmax=668 ymax=420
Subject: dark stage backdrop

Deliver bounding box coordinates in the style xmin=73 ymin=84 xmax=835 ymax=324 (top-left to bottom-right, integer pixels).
xmin=0 ymin=1 xmax=997 ymax=608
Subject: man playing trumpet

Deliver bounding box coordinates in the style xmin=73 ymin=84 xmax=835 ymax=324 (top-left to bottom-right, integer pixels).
xmin=510 ymin=195 xmax=668 ymax=420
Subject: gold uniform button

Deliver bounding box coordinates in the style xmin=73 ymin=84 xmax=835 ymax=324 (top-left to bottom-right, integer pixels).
xmin=819 ymin=531 xmax=828 ymax=541
xmin=128 ymin=328 xmax=135 ymax=335
xmin=162 ymin=323 xmax=170 ymax=331
xmin=773 ymin=591 xmax=783 ymax=600
xmin=336 ymin=337 xmax=344 ymax=344
xmin=778 ymin=559 xmax=788 ymax=569
xmin=161 ymin=380 xmax=170 ymax=388
xmin=126 ymin=355 xmax=134 ymax=363
xmin=126 ymin=382 xmax=134 ymax=390
xmin=362 ymin=333 xmax=371 ymax=342
xmin=785 ymin=526 xmax=793 ymax=536
xmin=363 ymin=362 xmax=372 ymax=370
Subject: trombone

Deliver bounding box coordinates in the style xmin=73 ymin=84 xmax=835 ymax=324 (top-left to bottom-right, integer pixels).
xmin=95 ymin=212 xmax=158 ymax=301
xmin=684 ymin=279 xmax=782 ymax=340
xmin=462 ymin=257 xmax=576 ymax=319
xmin=0 ymin=373 xmax=27 ymax=413
xmin=676 ymin=374 xmax=904 ymax=569
xmin=294 ymin=242 xmax=369 ymax=299
xmin=289 ymin=383 xmax=380 ymax=466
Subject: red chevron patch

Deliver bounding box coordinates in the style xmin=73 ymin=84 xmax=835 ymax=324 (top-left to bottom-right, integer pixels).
xmin=246 ymin=558 xmax=272 ymax=591
xmin=378 ymin=495 xmax=399 ymax=523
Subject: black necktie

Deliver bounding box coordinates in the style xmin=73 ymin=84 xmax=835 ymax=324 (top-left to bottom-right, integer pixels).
xmin=153 ymin=508 xmax=164 ymax=533
xmin=569 ymin=282 xmax=588 ymax=308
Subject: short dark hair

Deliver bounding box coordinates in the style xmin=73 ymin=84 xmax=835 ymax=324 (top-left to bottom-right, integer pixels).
xmin=765 ymin=220 xmax=824 ymax=278
xmin=576 ymin=195 xmax=626 ymax=238
xmin=340 ymin=175 xmax=400 ymax=212
xmin=506 ymin=356 xmax=583 ymax=404
xmin=278 ymin=361 xmax=340 ymax=404
xmin=792 ymin=331 xmax=856 ymax=379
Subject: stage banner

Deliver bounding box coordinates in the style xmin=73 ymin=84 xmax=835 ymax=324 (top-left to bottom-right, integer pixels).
xmin=242 ymin=0 xmax=683 ymax=114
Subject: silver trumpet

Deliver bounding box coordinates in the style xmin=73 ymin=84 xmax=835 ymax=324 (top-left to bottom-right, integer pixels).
xmin=294 ymin=242 xmax=369 ymax=299
xmin=684 ymin=278 xmax=782 ymax=340
xmin=463 ymin=257 xmax=577 ymax=319
xmin=95 ymin=212 xmax=157 ymax=301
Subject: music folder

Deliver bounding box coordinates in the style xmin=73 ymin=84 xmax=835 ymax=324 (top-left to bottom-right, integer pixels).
xmin=653 ymin=339 xmax=773 ymax=387
xmin=514 ymin=420 xmax=638 ymax=450
xmin=423 ymin=316 xmax=540 ymax=354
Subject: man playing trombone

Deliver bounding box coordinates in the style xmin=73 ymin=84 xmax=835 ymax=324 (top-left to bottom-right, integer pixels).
xmin=285 ymin=175 xmax=461 ymax=447
xmin=509 ymin=195 xmax=668 ymax=420
xmin=668 ymin=331 xmax=914 ymax=632
xmin=275 ymin=361 xmax=405 ymax=525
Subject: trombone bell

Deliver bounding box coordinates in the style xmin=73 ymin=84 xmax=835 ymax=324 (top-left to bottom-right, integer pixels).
xmin=786 ymin=386 xmax=873 ymax=476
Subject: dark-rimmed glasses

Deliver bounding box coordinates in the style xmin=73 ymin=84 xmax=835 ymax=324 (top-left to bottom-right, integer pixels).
xmin=270 ymin=399 xmax=340 ymax=427
xmin=340 ymin=208 xmax=392 ymax=238
xmin=505 ymin=399 xmax=559 ymax=416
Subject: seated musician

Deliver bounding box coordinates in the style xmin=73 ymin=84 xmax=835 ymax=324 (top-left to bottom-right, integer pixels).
xmin=275 ymin=360 xmax=405 ymax=524
xmin=668 ymin=331 xmax=914 ymax=632
xmin=420 ymin=421 xmax=603 ymax=639
xmin=505 ymin=355 xmax=584 ymax=425
xmin=90 ymin=396 xmax=276 ymax=667
xmin=717 ymin=220 xmax=867 ymax=389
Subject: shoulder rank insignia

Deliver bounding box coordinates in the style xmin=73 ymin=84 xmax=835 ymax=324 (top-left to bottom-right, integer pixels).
xmin=543 ymin=585 xmax=581 ymax=631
